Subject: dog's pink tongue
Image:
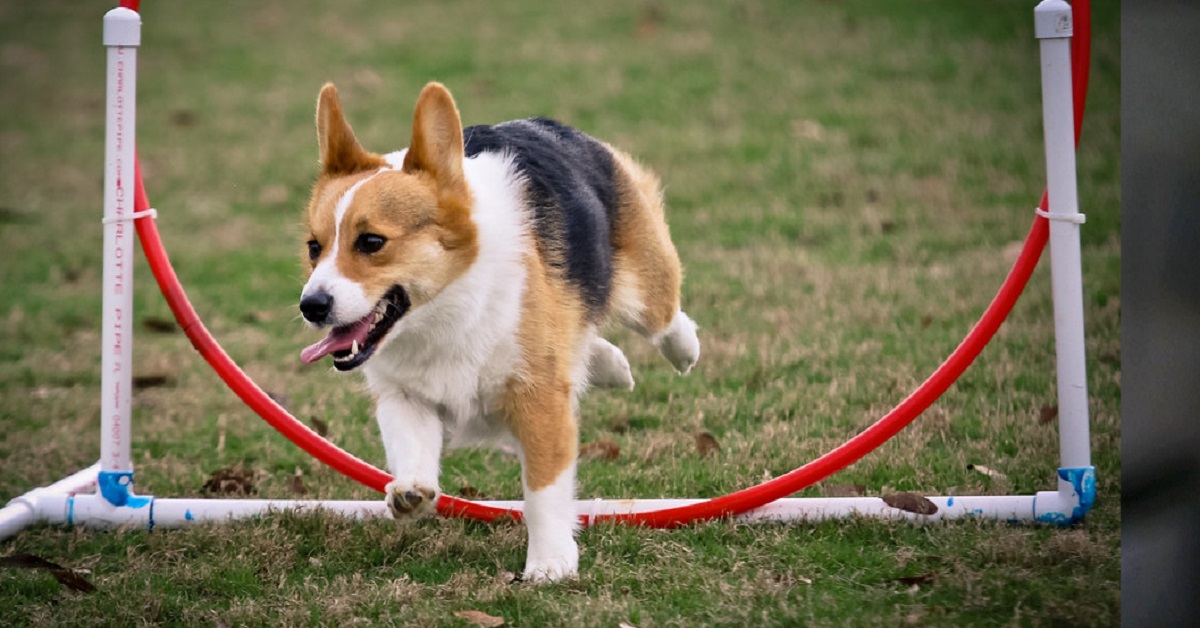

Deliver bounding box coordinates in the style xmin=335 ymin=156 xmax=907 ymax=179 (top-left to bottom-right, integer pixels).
xmin=300 ymin=318 xmax=372 ymax=364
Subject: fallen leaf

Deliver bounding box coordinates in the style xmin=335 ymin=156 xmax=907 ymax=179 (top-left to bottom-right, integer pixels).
xmin=896 ymin=572 xmax=936 ymax=587
xmin=168 ymin=109 xmax=198 ymax=127
xmin=141 ymin=316 xmax=178 ymax=333
xmin=1039 ymin=405 xmax=1059 ymax=424
xmin=308 ymin=416 xmax=329 ymax=437
xmin=202 ymin=466 xmax=257 ymax=496
xmin=0 ymin=554 xmax=96 ymax=593
xmin=608 ymin=415 xmax=629 ymax=433
xmin=920 ymin=315 xmax=934 ymax=329
xmin=454 ymin=609 xmax=505 ymax=627
xmin=823 ymin=483 xmax=866 ymax=497
xmin=967 ymin=464 xmax=1008 ymax=480
xmin=580 ymin=440 xmax=620 ymax=461
xmin=132 ymin=373 xmax=174 ymax=389
xmin=881 ymin=492 xmax=938 ymax=515
xmin=288 ymin=467 xmax=307 ymax=495
xmin=635 ymin=4 xmax=663 ymax=40
xmin=695 ymin=432 xmax=721 ymax=458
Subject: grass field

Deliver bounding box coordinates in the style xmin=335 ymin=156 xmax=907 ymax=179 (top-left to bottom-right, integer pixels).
xmin=0 ymin=0 xmax=1120 ymax=625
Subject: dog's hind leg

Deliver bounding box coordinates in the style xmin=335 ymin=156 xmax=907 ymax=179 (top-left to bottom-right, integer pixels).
xmin=587 ymin=337 xmax=635 ymax=390
xmin=606 ymin=148 xmax=701 ymax=375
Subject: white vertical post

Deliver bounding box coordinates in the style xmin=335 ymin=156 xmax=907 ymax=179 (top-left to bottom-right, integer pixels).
xmin=1033 ymin=0 xmax=1093 ymax=517
xmin=99 ymin=7 xmax=141 ymax=505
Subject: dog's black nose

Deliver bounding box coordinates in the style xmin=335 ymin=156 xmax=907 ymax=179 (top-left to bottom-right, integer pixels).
xmin=300 ymin=292 xmax=333 ymax=324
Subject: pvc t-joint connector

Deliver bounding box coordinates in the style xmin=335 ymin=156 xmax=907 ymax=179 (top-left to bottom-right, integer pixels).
xmin=103 ymin=7 xmax=141 ymax=47
xmin=1034 ymin=0 xmax=1073 ymax=40
xmin=97 ymin=471 xmax=152 ymax=509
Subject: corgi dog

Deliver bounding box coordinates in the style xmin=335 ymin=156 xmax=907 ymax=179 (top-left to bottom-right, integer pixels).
xmin=297 ymin=82 xmax=700 ymax=582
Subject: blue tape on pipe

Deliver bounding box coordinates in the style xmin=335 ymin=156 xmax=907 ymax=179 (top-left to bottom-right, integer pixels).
xmin=1059 ymin=465 xmax=1097 ymax=519
xmin=97 ymin=471 xmax=152 ymax=509
xmin=1034 ymin=466 xmax=1096 ymax=525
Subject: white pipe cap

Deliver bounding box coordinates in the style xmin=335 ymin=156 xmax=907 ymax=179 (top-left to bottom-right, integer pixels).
xmin=1034 ymin=0 xmax=1073 ymax=39
xmin=103 ymin=7 xmax=141 ymax=47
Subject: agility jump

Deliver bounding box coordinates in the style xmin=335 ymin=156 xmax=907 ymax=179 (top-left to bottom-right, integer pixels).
xmin=0 ymin=0 xmax=1094 ymax=539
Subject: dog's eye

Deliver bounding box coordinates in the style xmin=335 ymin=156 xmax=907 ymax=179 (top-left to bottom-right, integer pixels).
xmin=355 ymin=233 xmax=387 ymax=255
xmin=307 ymin=239 xmax=322 ymax=261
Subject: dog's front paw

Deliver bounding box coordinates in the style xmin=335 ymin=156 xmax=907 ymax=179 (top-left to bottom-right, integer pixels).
xmin=385 ymin=480 xmax=439 ymax=519
xmin=523 ymin=539 xmax=579 ymax=583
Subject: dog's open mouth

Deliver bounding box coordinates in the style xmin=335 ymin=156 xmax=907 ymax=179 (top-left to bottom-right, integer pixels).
xmin=300 ymin=286 xmax=410 ymax=371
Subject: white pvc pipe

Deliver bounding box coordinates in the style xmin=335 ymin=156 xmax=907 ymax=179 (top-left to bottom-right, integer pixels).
xmin=1034 ymin=0 xmax=1092 ymax=474
xmin=40 ymin=495 xmax=388 ymax=530
xmin=0 ymin=463 xmax=100 ymax=541
xmin=100 ymin=8 xmax=141 ymax=484
xmin=38 ymin=493 xmax=1039 ymax=532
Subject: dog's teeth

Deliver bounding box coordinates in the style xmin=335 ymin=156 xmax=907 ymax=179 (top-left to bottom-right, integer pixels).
xmin=351 ymin=340 xmax=360 ymax=355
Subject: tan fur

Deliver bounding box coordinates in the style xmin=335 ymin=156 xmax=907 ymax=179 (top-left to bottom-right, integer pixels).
xmin=316 ymin=84 xmax=387 ymax=176
xmin=303 ymin=84 xmax=479 ymax=307
xmin=503 ymin=252 xmax=584 ymax=491
xmin=303 ymin=172 xmax=376 ymax=265
xmin=501 ymin=146 xmax=685 ymax=491
xmin=403 ymin=84 xmax=477 ymax=251
xmin=606 ymin=147 xmax=683 ymax=336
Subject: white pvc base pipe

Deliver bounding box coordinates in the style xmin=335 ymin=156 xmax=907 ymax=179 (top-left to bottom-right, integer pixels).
xmin=12 ymin=492 xmax=1048 ymax=536
xmin=4 ymin=461 xmax=1081 ymax=540
xmin=0 ymin=464 xmax=100 ymax=541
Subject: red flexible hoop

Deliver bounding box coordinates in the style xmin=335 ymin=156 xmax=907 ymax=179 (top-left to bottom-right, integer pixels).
xmin=122 ymin=0 xmax=1091 ymax=527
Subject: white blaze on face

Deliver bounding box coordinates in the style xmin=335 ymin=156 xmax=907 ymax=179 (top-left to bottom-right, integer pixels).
xmin=301 ymin=169 xmax=388 ymax=326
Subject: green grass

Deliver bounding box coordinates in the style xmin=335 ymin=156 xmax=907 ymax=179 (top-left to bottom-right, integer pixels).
xmin=1 ymin=0 xmax=1119 ymax=625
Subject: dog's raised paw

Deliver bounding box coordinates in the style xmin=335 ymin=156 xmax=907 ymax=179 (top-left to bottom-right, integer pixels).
xmin=588 ymin=337 xmax=635 ymax=391
xmin=654 ymin=311 xmax=700 ymax=375
xmin=385 ymin=480 xmax=439 ymax=519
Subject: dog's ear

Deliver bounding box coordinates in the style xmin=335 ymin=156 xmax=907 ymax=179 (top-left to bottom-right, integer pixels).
xmin=403 ymin=82 xmax=474 ymax=248
xmin=316 ymin=83 xmax=385 ymax=176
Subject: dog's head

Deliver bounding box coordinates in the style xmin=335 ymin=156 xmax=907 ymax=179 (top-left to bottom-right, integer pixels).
xmin=298 ymin=82 xmax=478 ymax=371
